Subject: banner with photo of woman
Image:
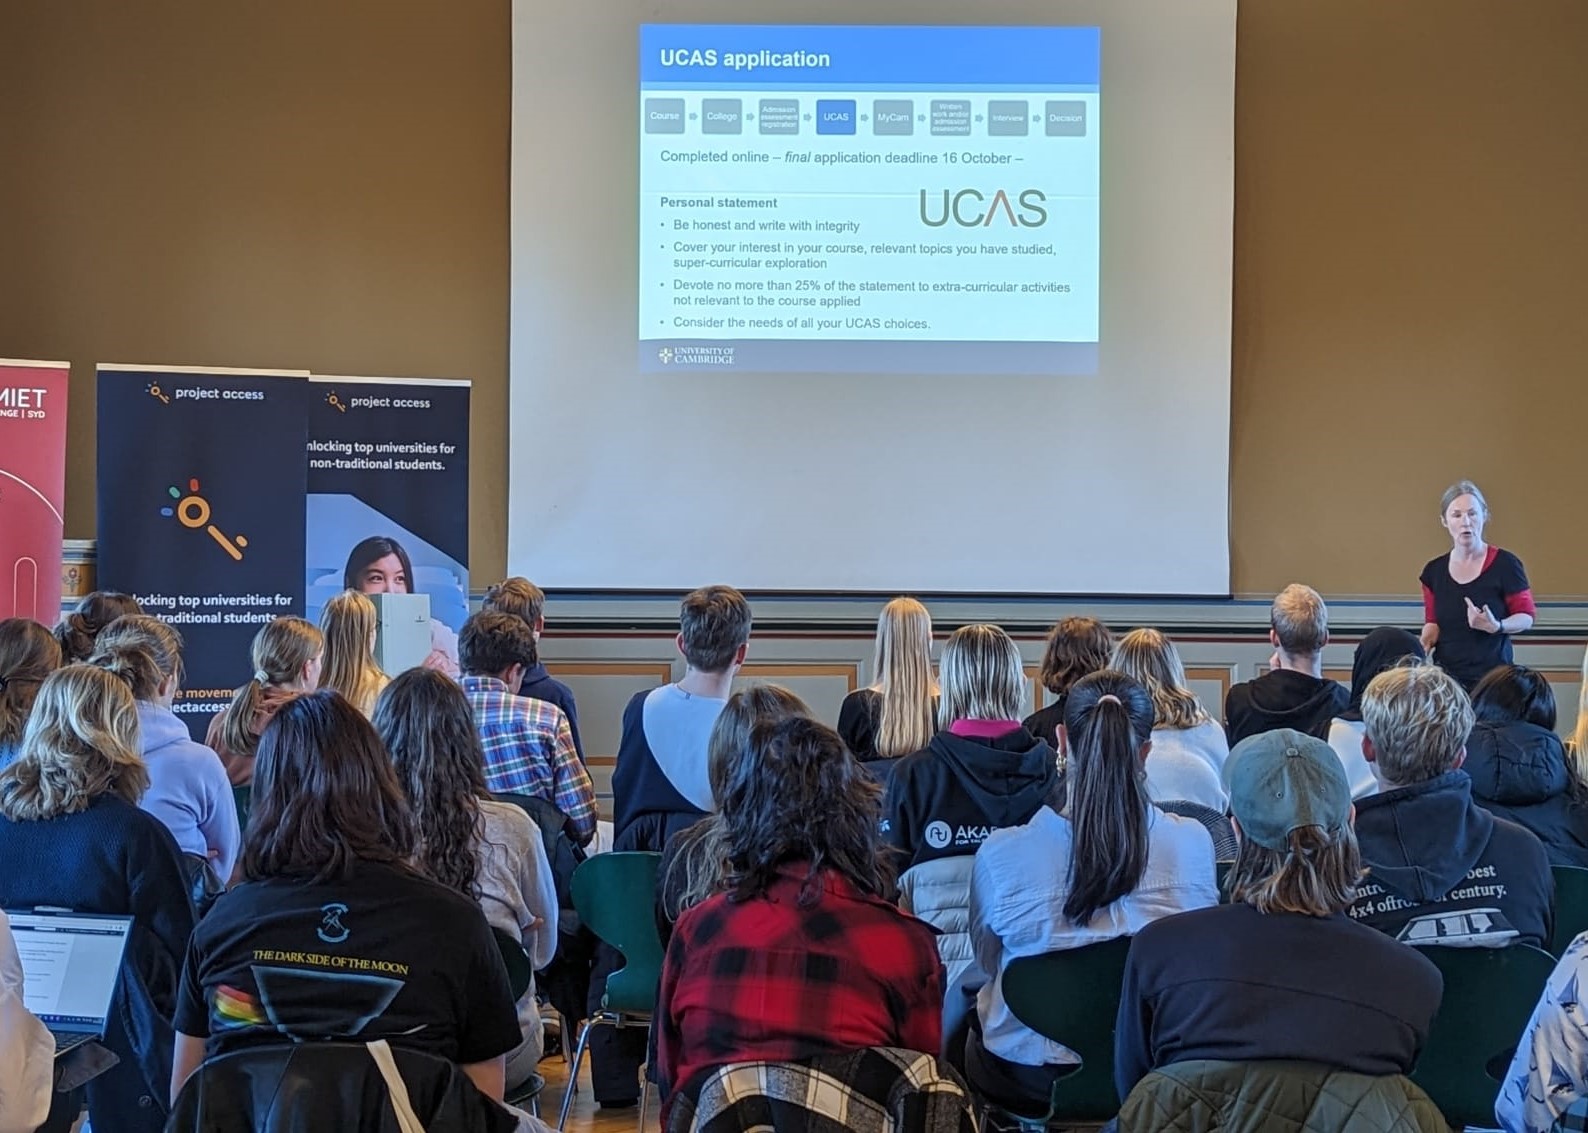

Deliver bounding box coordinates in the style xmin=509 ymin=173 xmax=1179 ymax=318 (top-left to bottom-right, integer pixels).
xmin=305 ymin=376 xmax=471 ymax=676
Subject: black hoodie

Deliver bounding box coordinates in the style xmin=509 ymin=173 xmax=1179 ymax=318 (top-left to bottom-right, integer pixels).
xmin=1224 ymin=669 xmax=1349 ymax=746
xmin=1466 ymin=720 xmax=1588 ymax=868
xmin=881 ymin=727 xmax=1059 ymax=868
xmin=1348 ymin=770 xmax=1553 ymax=948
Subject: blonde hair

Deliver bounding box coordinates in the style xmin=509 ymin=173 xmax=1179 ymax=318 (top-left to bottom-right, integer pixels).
xmin=318 ymin=591 xmax=389 ymax=716
xmin=1271 ymin=584 xmax=1328 ymax=657
xmin=89 ymin=614 xmax=183 ymax=702
xmin=938 ymin=624 xmax=1025 ymax=727
xmin=1361 ymin=663 xmax=1473 ymax=786
xmin=0 ymin=619 xmax=62 ymax=751
xmin=1112 ymin=628 xmax=1209 ymax=730
xmin=871 ymin=598 xmax=937 ymax=759
xmin=217 ymin=617 xmax=323 ymax=758
xmin=1227 ymin=825 xmax=1364 ymax=917
xmin=1569 ymin=649 xmax=1588 ymax=787
xmin=0 ymin=665 xmax=149 ymax=821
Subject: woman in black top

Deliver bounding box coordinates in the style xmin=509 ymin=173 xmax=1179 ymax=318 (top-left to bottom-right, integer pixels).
xmin=1021 ymin=616 xmax=1114 ymax=747
xmin=1419 ymin=481 xmax=1535 ymax=690
xmin=171 ymin=691 xmax=520 ymax=1106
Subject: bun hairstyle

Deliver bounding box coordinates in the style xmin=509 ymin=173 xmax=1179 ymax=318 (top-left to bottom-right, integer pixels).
xmin=1061 ymin=670 xmax=1156 ymax=925
xmin=218 ymin=617 xmax=324 ymax=760
xmin=0 ymin=619 xmax=64 ymax=750
xmin=0 ymin=664 xmax=149 ymax=822
xmin=89 ymin=614 xmax=184 ymax=702
xmin=55 ymin=591 xmax=143 ymax=663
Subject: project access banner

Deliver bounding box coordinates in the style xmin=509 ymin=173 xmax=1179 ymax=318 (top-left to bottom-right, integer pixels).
xmin=95 ymin=365 xmax=471 ymax=736
xmin=0 ymin=360 xmax=70 ymax=622
xmin=96 ymin=366 xmax=308 ymax=733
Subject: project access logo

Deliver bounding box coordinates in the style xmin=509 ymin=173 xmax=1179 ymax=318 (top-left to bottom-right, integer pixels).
xmin=159 ymin=478 xmax=248 ymax=562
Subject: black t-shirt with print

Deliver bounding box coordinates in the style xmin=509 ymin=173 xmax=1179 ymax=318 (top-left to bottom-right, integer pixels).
xmin=175 ymin=860 xmax=521 ymax=1065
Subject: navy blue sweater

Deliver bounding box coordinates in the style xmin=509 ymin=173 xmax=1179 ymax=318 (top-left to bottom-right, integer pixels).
xmin=519 ymin=663 xmax=584 ymax=763
xmin=0 ymin=794 xmax=196 ymax=1131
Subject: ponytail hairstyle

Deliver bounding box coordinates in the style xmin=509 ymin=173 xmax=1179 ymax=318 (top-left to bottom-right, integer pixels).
xmin=218 ymin=617 xmax=324 ymax=760
xmin=55 ymin=592 xmax=143 ymax=663
xmin=871 ymin=597 xmax=936 ymax=759
xmin=0 ymin=665 xmax=148 ymax=821
xmin=89 ymin=614 xmax=184 ymax=702
xmin=318 ymin=591 xmax=387 ymax=716
xmin=1061 ymin=670 xmax=1155 ymax=924
xmin=0 ymin=619 xmax=63 ymax=751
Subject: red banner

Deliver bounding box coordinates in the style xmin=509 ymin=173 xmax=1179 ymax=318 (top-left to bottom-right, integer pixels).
xmin=0 ymin=360 xmax=70 ymax=622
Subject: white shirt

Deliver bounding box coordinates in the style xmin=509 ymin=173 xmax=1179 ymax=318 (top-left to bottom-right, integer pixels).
xmin=1145 ymin=720 xmax=1231 ymax=811
xmin=1326 ymin=719 xmax=1382 ymax=799
xmin=970 ymin=806 xmax=1219 ymax=1067
xmin=0 ymin=911 xmax=53 ymax=1133
xmin=1498 ymin=933 xmax=1588 ymax=1132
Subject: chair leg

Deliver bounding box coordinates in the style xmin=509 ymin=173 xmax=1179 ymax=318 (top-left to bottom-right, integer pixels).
xmin=637 ymin=1077 xmax=649 ymax=1131
xmin=557 ymin=1018 xmax=599 ymax=1131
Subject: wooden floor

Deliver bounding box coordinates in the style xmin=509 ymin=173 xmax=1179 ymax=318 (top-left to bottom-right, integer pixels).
xmin=533 ymin=1045 xmax=662 ymax=1133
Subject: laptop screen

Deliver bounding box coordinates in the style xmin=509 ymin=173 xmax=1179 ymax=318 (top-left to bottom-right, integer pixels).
xmin=7 ymin=911 xmax=134 ymax=1031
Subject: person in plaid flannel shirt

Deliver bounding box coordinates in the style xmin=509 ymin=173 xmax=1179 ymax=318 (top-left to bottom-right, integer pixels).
xmin=655 ymin=715 xmax=944 ymax=1124
xmin=458 ymin=611 xmax=595 ymax=846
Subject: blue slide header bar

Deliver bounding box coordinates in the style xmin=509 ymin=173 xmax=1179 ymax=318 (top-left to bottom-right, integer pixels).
xmin=639 ymin=25 xmax=1100 ymax=88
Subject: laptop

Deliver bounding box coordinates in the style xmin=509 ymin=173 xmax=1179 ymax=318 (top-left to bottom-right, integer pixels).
xmin=7 ymin=909 xmax=134 ymax=1055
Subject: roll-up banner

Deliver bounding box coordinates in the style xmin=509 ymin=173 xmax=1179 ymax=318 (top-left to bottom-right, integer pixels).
xmin=95 ymin=365 xmax=309 ymax=734
xmin=0 ymin=360 xmax=70 ymax=623
xmin=306 ymin=376 xmax=471 ymax=675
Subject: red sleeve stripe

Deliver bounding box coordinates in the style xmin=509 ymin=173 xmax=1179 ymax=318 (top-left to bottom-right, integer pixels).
xmin=1506 ymin=589 xmax=1537 ymax=617
xmin=1422 ymin=583 xmax=1437 ymax=623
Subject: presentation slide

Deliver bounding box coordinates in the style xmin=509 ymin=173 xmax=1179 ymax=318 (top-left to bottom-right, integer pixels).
xmin=509 ymin=0 xmax=1236 ymax=595
xmin=639 ymin=26 xmax=1100 ymax=375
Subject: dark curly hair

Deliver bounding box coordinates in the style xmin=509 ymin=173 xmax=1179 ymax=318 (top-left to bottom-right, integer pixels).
xmin=373 ymin=668 xmax=485 ymax=897
xmin=55 ymin=592 xmax=143 ymax=664
xmin=720 ymin=716 xmax=892 ymax=906
xmin=1037 ymin=616 xmax=1114 ymax=696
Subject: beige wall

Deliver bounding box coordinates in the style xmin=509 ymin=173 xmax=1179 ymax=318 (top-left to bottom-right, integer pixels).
xmin=2 ymin=1 xmax=1585 ymax=596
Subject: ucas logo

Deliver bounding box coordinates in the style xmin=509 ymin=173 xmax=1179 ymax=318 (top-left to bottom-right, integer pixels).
xmin=919 ymin=189 xmax=1048 ymax=228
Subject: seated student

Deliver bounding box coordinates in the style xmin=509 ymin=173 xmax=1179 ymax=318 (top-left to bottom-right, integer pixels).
xmin=204 ymin=617 xmax=322 ymax=786
xmin=90 ymin=616 xmax=240 ymax=893
xmin=458 ymin=611 xmax=593 ymax=846
xmin=884 ymin=624 xmax=1060 ymax=1040
xmin=1111 ymin=628 xmax=1229 ymax=809
xmin=1465 ymin=664 xmax=1588 ymax=867
xmin=1224 ymin=585 xmax=1348 ymax=745
xmin=1023 ymin=616 xmax=1113 ymax=747
xmin=171 ymin=691 xmax=522 ymax=1105
xmin=655 ymin=717 xmax=942 ymax=1124
xmin=594 ymin=584 xmax=752 ymax=1108
xmin=0 ymin=910 xmax=53 ymax=1133
xmin=316 ymin=590 xmax=388 ymax=716
xmin=376 ymin=668 xmax=559 ymax=1087
xmin=1499 ymin=934 xmax=1588 ymax=1131
xmin=0 ymin=618 xmax=62 ymax=770
xmin=1115 ymin=729 xmax=1443 ymax=1103
xmin=482 ymin=577 xmax=585 ymax=763
xmin=659 ymin=684 xmax=813 ymax=934
xmin=1326 ymin=626 xmax=1425 ymax=799
xmin=54 ymin=591 xmax=142 ymax=664
xmin=1351 ymin=663 xmax=1553 ymax=947
xmin=966 ymin=671 xmax=1218 ymax=1113
xmin=0 ymin=665 xmax=195 ymax=1133
xmin=836 ymin=597 xmax=937 ymax=780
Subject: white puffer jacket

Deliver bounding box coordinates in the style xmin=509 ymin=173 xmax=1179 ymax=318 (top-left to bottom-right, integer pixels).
xmin=898 ymin=855 xmax=980 ymax=1046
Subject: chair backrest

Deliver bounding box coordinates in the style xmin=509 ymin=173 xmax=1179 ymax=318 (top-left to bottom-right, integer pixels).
xmin=233 ymin=784 xmax=252 ymax=831
xmin=1550 ymin=865 xmax=1588 ymax=957
xmin=494 ymin=792 xmax=588 ymax=919
xmin=571 ymin=851 xmax=664 ymax=1015
xmin=1002 ymin=935 xmax=1134 ymax=1122
xmin=492 ymin=926 xmax=533 ymax=1001
xmin=1409 ymin=943 xmax=1557 ymax=1128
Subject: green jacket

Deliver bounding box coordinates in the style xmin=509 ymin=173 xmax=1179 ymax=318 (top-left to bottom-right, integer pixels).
xmin=1118 ymin=1060 xmax=1447 ymax=1133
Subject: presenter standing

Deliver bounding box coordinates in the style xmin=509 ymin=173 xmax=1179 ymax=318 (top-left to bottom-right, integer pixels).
xmin=1419 ymin=481 xmax=1535 ymax=691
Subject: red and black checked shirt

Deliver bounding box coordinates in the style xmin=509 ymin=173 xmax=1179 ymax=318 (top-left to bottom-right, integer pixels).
xmin=655 ymin=864 xmax=944 ymax=1114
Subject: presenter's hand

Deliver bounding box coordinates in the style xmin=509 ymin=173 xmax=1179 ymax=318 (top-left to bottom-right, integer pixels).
xmin=1465 ymin=597 xmax=1502 ymax=634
